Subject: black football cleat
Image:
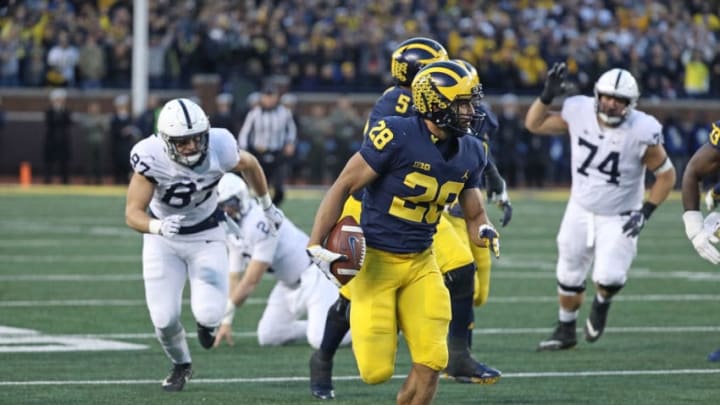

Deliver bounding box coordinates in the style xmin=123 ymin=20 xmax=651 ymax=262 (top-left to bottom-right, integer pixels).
xmin=584 ymin=298 xmax=611 ymax=343
xmin=444 ymin=354 xmax=502 ymax=385
xmin=197 ymin=323 xmax=217 ymax=349
xmin=537 ymin=321 xmax=577 ymax=351
xmin=162 ymin=363 xmax=192 ymax=392
xmin=309 ymin=350 xmax=335 ymax=400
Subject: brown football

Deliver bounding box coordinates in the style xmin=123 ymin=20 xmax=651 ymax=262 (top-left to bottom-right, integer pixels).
xmin=324 ymin=216 xmax=366 ymax=285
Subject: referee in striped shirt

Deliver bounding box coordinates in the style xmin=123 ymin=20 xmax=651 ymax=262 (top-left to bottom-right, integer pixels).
xmin=237 ymin=85 xmax=297 ymax=206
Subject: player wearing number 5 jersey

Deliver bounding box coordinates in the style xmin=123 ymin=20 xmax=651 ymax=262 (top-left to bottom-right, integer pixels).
xmin=125 ymin=98 xmax=283 ymax=392
xmin=525 ymin=64 xmax=675 ymax=351
xmin=307 ymin=60 xmax=499 ymax=405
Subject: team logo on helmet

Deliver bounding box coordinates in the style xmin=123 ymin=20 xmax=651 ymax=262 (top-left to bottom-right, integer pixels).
xmin=391 ymin=37 xmax=448 ymax=86
xmin=412 ymin=60 xmax=478 ymax=137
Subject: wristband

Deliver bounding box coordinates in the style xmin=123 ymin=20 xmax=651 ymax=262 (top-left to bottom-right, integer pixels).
xmin=148 ymin=219 xmax=162 ymax=235
xmin=640 ymin=201 xmax=657 ymax=220
xmin=221 ymin=299 xmax=236 ymax=326
xmin=259 ymin=193 xmax=272 ymax=210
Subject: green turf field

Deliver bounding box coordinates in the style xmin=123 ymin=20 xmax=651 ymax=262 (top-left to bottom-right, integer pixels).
xmin=1 ymin=186 xmax=719 ymax=404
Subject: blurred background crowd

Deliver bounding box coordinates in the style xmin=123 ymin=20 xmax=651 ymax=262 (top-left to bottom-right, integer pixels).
xmin=0 ymin=0 xmax=718 ymax=187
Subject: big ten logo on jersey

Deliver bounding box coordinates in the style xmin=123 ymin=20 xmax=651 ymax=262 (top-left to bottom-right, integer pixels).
xmin=413 ymin=161 xmax=431 ymax=171
xmin=710 ymin=122 xmax=720 ymax=147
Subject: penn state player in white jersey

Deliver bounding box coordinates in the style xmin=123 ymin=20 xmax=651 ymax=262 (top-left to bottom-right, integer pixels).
xmin=525 ymin=64 xmax=676 ymax=350
xmin=125 ymin=98 xmax=283 ymax=392
xmin=211 ymin=173 xmax=351 ymax=350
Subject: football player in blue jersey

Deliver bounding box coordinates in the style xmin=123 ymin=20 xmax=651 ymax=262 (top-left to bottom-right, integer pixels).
xmin=308 ymin=42 xmax=503 ymax=399
xmin=681 ymin=119 xmax=720 ymax=362
xmin=307 ymin=60 xmax=500 ymax=405
xmin=308 ymin=36 xmax=450 ymax=400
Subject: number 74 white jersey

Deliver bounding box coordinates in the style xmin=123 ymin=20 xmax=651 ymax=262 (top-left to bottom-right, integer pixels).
xmin=129 ymin=128 xmax=240 ymax=226
xmin=561 ymin=95 xmax=663 ymax=215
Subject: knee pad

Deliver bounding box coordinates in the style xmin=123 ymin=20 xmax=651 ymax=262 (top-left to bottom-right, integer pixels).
xmin=557 ymin=280 xmax=586 ymax=296
xmin=597 ymin=283 xmax=624 ymax=295
xmin=444 ymin=264 xmax=475 ymax=300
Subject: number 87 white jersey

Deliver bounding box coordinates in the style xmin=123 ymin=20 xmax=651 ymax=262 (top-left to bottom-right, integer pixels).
xmin=129 ymin=128 xmax=240 ymax=225
xmin=561 ymin=95 xmax=662 ymax=215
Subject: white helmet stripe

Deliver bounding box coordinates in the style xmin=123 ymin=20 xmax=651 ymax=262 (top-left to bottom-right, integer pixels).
xmin=176 ymin=99 xmax=193 ymax=129
xmin=614 ymin=70 xmax=622 ymax=89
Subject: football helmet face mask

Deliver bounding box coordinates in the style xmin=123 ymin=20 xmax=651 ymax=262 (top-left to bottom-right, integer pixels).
xmin=594 ymin=68 xmax=639 ymax=126
xmin=217 ymin=173 xmax=253 ymax=219
xmin=157 ymin=98 xmax=210 ymax=166
xmin=412 ymin=60 xmax=479 ymax=137
xmin=454 ymin=59 xmax=487 ymax=135
xmin=391 ymin=37 xmax=449 ymax=86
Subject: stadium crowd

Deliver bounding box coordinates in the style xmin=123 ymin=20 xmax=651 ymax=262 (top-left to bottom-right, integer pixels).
xmin=2 ymin=0 xmax=719 ymax=188
xmin=1 ymin=0 xmax=719 ymax=97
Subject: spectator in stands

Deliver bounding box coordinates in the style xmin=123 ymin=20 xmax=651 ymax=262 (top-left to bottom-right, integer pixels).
xmin=43 ymin=89 xmax=73 ymax=184
xmin=0 ymin=25 xmax=22 ymax=87
xmin=46 ymin=30 xmax=79 ymax=87
xmin=79 ymin=101 xmax=107 ymax=184
xmin=494 ymin=94 xmax=524 ymax=187
xmin=77 ymin=33 xmax=106 ymax=90
xmin=237 ymin=84 xmax=296 ymax=206
xmin=110 ymin=95 xmax=139 ymax=184
xmin=684 ymin=49 xmax=711 ymax=97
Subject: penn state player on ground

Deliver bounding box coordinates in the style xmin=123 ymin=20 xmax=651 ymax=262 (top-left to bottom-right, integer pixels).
xmin=680 ymin=119 xmax=720 ymax=361
xmin=211 ymin=173 xmax=351 ymax=349
xmin=525 ymin=64 xmax=675 ymax=351
xmin=124 ymin=98 xmax=283 ymax=391
xmin=307 ymin=60 xmax=500 ymax=405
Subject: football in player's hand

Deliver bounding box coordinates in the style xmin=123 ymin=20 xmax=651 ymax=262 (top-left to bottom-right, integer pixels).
xmin=324 ymin=216 xmax=366 ymax=285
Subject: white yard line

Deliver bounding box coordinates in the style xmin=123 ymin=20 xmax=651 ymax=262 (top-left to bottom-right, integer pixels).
xmin=2 ymin=294 xmax=719 ymax=307
xmin=5 ymin=325 xmax=719 ymax=341
xmin=1 ymin=368 xmax=719 ymax=386
xmin=2 ymin=269 xmax=720 ymax=282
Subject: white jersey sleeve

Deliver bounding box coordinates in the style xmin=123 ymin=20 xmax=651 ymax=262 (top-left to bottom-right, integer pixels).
xmin=223 ymin=204 xmax=310 ymax=286
xmin=561 ymin=96 xmax=662 ymax=215
xmin=129 ymin=128 xmax=239 ymax=227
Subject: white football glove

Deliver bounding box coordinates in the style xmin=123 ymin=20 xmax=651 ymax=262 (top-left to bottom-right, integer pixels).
xmin=149 ymin=214 xmax=185 ymax=237
xmin=306 ymin=244 xmax=347 ymax=288
xmin=478 ymin=224 xmax=500 ymax=259
xmin=264 ymin=204 xmax=284 ymax=233
xmin=683 ymin=211 xmax=720 ymax=265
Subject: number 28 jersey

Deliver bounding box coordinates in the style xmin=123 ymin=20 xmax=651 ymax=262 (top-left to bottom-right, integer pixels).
xmin=561 ymin=95 xmax=662 ymax=215
xmin=129 ymin=128 xmax=240 ymax=226
xmin=359 ymin=115 xmax=486 ymax=253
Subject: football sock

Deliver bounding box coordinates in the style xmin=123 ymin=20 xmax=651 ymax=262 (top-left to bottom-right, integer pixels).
xmin=318 ymin=296 xmax=350 ymax=362
xmin=449 ymin=295 xmax=474 ymax=346
xmin=559 ymin=308 xmax=579 ymax=323
xmin=596 ymin=292 xmax=608 ymax=304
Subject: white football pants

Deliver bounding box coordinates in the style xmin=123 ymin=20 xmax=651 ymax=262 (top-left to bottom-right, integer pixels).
xmin=257 ymin=264 xmax=352 ymax=349
xmin=142 ymin=227 xmax=228 ymax=364
xmin=556 ymin=199 xmax=638 ymax=290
